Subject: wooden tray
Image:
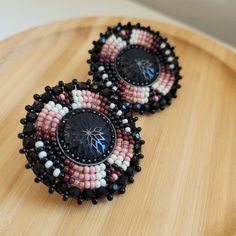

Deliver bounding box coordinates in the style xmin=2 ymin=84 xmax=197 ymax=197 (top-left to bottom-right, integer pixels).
xmin=0 ymin=17 xmax=235 ymax=236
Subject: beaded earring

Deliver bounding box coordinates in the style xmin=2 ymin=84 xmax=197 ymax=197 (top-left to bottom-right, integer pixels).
xmin=18 ymin=79 xmax=144 ymax=204
xmin=88 ymin=22 xmax=182 ymax=114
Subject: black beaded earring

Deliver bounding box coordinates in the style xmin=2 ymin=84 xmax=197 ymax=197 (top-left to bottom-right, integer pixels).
xmin=18 ymin=79 xmax=144 ymax=204
xmin=88 ymin=22 xmax=182 ymax=114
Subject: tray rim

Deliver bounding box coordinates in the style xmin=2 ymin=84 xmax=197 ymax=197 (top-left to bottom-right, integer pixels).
xmin=0 ymin=16 xmax=235 ymax=74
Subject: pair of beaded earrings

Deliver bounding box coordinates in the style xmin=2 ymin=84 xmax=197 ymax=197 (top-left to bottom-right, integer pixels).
xmin=18 ymin=22 xmax=181 ymax=204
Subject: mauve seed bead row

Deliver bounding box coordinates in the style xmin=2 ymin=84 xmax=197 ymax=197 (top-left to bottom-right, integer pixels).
xmin=118 ymin=29 xmax=129 ymax=38
xmin=118 ymin=80 xmax=150 ymax=104
xmin=107 ymin=166 xmax=124 ymax=182
xmin=152 ymin=67 xmax=175 ymax=95
xmin=99 ymin=35 xmax=127 ymax=63
xmin=107 ymin=129 xmax=134 ymax=171
xmin=151 ymin=91 xmax=160 ymax=102
xmin=71 ymin=89 xmax=109 ymax=114
xmin=35 ymin=101 xmax=69 ymax=141
xmin=129 ymin=29 xmax=154 ymax=48
xmin=35 ymin=108 xmax=59 ymax=140
xmin=63 ymin=159 xmax=107 ymax=190
xmin=107 ymin=127 xmax=135 ymax=182
xmin=118 ymin=66 xmax=176 ymax=105
xmin=129 ymin=29 xmax=160 ymax=53
xmin=55 ymin=92 xmax=70 ymax=105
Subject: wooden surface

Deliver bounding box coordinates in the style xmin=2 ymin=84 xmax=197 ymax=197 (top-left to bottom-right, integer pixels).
xmin=0 ymin=17 xmax=236 ymax=236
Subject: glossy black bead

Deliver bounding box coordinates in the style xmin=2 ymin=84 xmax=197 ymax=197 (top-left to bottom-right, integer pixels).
xmin=63 ymin=195 xmax=69 ymax=201
xmin=93 ymin=45 xmax=102 ymax=53
xmin=26 ymin=112 xmax=37 ymax=122
xmin=92 ymin=198 xmax=98 ymax=205
xmin=133 ymin=103 xmax=142 ymax=112
xmin=48 ymin=187 xmax=54 ymax=193
xmin=58 ymin=81 xmax=65 ymax=86
xmin=72 ymin=79 xmax=78 ymax=85
xmin=41 ymin=92 xmax=53 ymax=103
xmin=143 ymin=103 xmax=150 ymax=112
xmin=90 ymin=83 xmax=100 ymax=93
xmin=117 ymin=175 xmax=127 ymax=186
xmin=118 ymin=187 xmax=126 ymax=194
xmin=34 ymin=176 xmax=41 ymax=183
xmin=150 ymin=102 xmax=159 ymax=111
xmin=33 ymin=94 xmax=41 ymax=101
xmin=25 ymin=105 xmax=32 ymax=111
xmin=69 ymin=187 xmax=81 ymax=198
xmin=160 ymin=98 xmax=167 ymax=106
xmin=23 ymin=123 xmax=35 ymax=135
xmin=20 ymin=118 xmax=27 ymax=125
xmin=108 ymin=183 xmax=119 ymax=193
xmin=45 ymin=86 xmax=51 ymax=92
xmin=130 ymin=157 xmax=139 ymax=166
xmin=134 ymin=144 xmax=141 ymax=153
xmin=135 ymin=166 xmax=142 ymax=172
xmin=26 ymin=151 xmax=38 ymax=163
xmin=99 ymin=88 xmax=111 ymax=97
xmin=128 ymin=176 xmax=134 ymax=183
xmin=33 ymin=101 xmax=44 ymax=112
xmin=64 ymin=82 xmax=74 ymax=92
xmin=107 ymin=194 xmax=113 ymax=201
xmin=52 ymin=85 xmax=63 ymax=96
xmin=33 ymin=163 xmax=45 ymax=175
xmin=83 ymin=189 xmax=95 ymax=199
xmin=96 ymin=187 xmax=109 ymax=198
xmin=43 ymin=175 xmax=55 ymax=186
xmin=18 ymin=133 xmax=24 ymax=139
xmin=56 ymin=181 xmax=68 ymax=194
xmin=19 ymin=148 xmax=25 ymax=154
xmin=126 ymin=167 xmax=134 ymax=176
xmin=91 ymin=54 xmax=99 ymax=62
xmin=139 ymin=140 xmax=145 ymax=145
xmin=23 ymin=137 xmax=34 ymax=149
xmin=136 ymin=153 xmax=144 ymax=159
xmin=77 ymin=197 xmax=83 ymax=204
xmin=77 ymin=82 xmax=87 ymax=90
xmin=25 ymin=163 xmax=32 ymax=169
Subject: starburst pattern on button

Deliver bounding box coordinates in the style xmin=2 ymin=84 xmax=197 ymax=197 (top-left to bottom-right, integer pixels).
xmin=82 ymin=127 xmax=106 ymax=154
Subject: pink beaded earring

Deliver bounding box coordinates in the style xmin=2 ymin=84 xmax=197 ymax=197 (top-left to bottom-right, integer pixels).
xmin=18 ymin=79 xmax=144 ymax=204
xmin=88 ymin=22 xmax=182 ymax=114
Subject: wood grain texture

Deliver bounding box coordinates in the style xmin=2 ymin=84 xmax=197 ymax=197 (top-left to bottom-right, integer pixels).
xmin=0 ymin=17 xmax=236 ymax=236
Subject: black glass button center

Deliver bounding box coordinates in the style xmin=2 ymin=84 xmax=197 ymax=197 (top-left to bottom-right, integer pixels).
xmin=56 ymin=109 xmax=116 ymax=165
xmin=115 ymin=46 xmax=160 ymax=86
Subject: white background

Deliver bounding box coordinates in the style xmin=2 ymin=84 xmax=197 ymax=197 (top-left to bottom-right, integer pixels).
xmin=0 ymin=0 xmax=235 ymax=50
xmin=135 ymin=0 xmax=236 ymax=48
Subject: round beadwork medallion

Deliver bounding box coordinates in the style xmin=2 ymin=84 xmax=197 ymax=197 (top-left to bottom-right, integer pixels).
xmin=88 ymin=22 xmax=182 ymax=114
xmin=18 ymin=79 xmax=144 ymax=204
